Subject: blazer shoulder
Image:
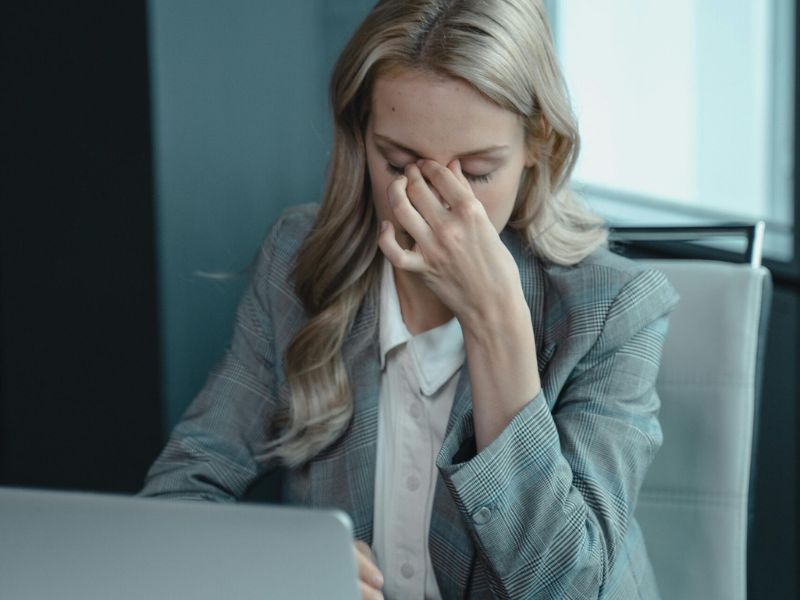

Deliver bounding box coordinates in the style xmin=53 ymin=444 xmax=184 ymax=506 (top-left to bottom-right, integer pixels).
xmin=541 ymin=246 xmax=680 ymax=346
xmin=254 ymin=202 xmax=319 ymax=279
xmin=269 ymin=202 xmax=320 ymax=255
xmin=544 ymin=245 xmax=648 ymax=291
xmin=244 ymin=202 xmax=320 ymax=316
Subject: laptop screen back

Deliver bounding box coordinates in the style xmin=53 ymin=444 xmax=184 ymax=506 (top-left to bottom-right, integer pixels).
xmin=0 ymin=487 xmax=359 ymax=600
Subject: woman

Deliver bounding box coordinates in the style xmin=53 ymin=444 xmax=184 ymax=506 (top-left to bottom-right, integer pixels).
xmin=140 ymin=1 xmax=678 ymax=598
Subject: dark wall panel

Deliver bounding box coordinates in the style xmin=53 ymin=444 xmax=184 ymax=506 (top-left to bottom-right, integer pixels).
xmin=1 ymin=1 xmax=162 ymax=492
xmin=749 ymin=282 xmax=799 ymax=599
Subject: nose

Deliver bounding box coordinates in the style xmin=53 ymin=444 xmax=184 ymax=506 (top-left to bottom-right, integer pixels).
xmin=405 ymin=162 xmax=446 ymax=204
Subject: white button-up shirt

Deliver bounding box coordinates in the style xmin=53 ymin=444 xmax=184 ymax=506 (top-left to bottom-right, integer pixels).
xmin=372 ymin=256 xmax=465 ymax=600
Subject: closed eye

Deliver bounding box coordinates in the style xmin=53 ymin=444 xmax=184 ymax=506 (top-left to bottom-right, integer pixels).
xmin=384 ymin=162 xmax=492 ymax=184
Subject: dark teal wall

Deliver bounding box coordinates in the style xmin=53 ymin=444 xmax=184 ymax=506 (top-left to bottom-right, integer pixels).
xmin=147 ymin=0 xmax=375 ymax=431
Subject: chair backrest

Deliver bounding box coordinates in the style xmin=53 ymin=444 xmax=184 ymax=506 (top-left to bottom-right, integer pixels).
xmin=634 ymin=259 xmax=771 ymax=600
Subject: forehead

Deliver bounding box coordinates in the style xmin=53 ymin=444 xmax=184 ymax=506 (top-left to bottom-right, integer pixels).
xmin=369 ymin=68 xmax=524 ymax=154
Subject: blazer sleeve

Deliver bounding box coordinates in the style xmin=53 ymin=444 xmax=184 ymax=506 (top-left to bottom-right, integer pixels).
xmin=138 ymin=216 xmax=287 ymax=502
xmin=436 ymin=268 xmax=679 ymax=599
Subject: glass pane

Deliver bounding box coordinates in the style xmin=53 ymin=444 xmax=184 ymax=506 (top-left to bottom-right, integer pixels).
xmin=554 ymin=0 xmax=791 ymax=229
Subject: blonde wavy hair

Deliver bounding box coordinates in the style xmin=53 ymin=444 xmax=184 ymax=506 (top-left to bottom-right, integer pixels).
xmin=263 ymin=0 xmax=607 ymax=467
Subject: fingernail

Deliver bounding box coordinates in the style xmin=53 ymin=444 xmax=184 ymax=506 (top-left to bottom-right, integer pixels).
xmin=380 ymin=221 xmax=388 ymax=232
xmin=373 ymin=573 xmax=384 ymax=587
xmin=416 ymin=159 xmax=424 ymax=168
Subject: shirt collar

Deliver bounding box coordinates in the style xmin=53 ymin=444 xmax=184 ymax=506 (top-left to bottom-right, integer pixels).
xmin=378 ymin=257 xmax=465 ymax=396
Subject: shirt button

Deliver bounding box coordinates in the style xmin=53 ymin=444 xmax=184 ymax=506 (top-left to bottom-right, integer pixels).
xmin=409 ymin=401 xmax=423 ymax=419
xmin=472 ymin=506 xmax=492 ymax=525
xmin=406 ymin=475 xmax=420 ymax=491
xmin=401 ymin=562 xmax=414 ymax=578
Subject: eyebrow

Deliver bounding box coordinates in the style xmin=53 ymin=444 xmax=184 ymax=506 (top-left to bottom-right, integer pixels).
xmin=374 ymin=133 xmax=510 ymax=158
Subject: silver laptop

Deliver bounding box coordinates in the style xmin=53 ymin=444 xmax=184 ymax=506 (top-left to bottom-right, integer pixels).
xmin=0 ymin=486 xmax=360 ymax=599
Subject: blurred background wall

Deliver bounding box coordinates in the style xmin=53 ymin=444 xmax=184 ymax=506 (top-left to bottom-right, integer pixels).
xmin=148 ymin=0 xmax=373 ymax=432
xmin=1 ymin=1 xmax=797 ymax=598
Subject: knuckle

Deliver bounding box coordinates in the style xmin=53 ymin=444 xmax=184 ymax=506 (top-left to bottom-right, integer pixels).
xmin=455 ymin=187 xmax=472 ymax=203
xmin=395 ymin=252 xmax=411 ymax=270
xmin=439 ymin=223 xmax=461 ymax=246
xmin=426 ymin=248 xmax=445 ymax=269
xmin=387 ymin=178 xmax=406 ymax=199
xmin=385 ymin=251 xmax=401 ymax=269
xmin=387 ymin=182 xmax=404 ymax=200
xmin=462 ymin=201 xmax=484 ymax=221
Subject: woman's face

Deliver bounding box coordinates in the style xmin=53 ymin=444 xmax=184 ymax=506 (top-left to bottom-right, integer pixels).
xmin=365 ymin=68 xmax=534 ymax=250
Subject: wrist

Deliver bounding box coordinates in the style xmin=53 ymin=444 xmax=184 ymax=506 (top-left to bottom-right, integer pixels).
xmin=460 ymin=285 xmax=530 ymax=341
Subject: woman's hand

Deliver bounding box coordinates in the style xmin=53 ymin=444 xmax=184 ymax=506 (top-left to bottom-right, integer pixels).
xmin=354 ymin=540 xmax=384 ymax=600
xmin=377 ymin=158 xmax=524 ymax=332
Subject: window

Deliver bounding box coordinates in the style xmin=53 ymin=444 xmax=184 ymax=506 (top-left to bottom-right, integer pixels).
xmin=549 ymin=0 xmax=795 ymax=262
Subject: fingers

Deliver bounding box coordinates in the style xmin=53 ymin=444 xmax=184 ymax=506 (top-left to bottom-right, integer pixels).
xmin=359 ymin=581 xmax=384 ymax=600
xmin=386 ymin=176 xmax=435 ymax=250
xmin=378 ymin=159 xmax=478 ymax=273
xmin=354 ymin=541 xmax=384 ymax=600
xmin=404 ymin=163 xmax=449 ymax=224
xmin=417 ymin=159 xmax=473 ymax=210
xmin=378 ymin=220 xmax=426 ymax=273
xmin=450 ymin=159 xmax=473 ymax=189
xmin=354 ymin=540 xmax=378 ymax=567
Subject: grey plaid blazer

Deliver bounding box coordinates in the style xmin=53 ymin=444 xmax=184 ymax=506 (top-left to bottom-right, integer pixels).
xmin=140 ymin=203 xmax=679 ymax=599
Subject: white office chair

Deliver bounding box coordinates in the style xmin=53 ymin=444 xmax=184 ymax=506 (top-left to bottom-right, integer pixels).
xmin=611 ymin=224 xmax=772 ymax=600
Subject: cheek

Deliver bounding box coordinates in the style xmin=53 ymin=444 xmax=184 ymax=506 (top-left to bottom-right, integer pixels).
xmin=477 ymin=178 xmax=521 ymax=231
xmin=367 ymin=159 xmax=409 ymax=236
xmin=367 ymin=158 xmax=392 ymax=216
